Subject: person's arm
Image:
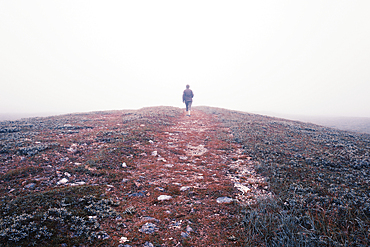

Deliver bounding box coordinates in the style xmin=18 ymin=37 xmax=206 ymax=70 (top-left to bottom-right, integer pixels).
xmin=182 ymin=91 xmax=185 ymax=102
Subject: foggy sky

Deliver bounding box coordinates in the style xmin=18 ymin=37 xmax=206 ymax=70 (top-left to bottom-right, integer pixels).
xmin=1 ymin=1 xmax=370 ymax=118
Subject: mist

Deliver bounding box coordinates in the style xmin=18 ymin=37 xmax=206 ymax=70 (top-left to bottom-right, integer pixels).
xmin=1 ymin=0 xmax=370 ymax=119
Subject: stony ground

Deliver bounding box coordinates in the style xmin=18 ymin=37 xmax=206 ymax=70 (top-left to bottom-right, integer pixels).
xmin=0 ymin=107 xmax=268 ymax=246
xmin=1 ymin=106 xmax=370 ymax=246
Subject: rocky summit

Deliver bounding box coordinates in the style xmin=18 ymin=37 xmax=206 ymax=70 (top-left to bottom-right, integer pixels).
xmin=0 ymin=106 xmax=369 ymax=246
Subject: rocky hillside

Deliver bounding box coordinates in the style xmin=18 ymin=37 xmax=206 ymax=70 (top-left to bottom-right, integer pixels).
xmin=1 ymin=106 xmax=369 ymax=246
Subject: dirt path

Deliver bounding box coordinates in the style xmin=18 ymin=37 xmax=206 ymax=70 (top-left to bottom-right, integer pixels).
xmin=114 ymin=109 xmax=270 ymax=246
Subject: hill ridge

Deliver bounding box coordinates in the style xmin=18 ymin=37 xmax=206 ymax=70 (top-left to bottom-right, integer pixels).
xmin=1 ymin=106 xmax=369 ymax=246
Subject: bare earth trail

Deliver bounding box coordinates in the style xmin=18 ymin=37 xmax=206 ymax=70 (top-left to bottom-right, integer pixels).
xmin=115 ymin=109 xmax=270 ymax=246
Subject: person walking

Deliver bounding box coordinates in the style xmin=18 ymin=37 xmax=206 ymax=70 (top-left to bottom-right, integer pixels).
xmin=182 ymin=84 xmax=194 ymax=117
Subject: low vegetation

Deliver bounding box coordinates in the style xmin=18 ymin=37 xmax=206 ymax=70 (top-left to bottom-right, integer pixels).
xmin=197 ymin=106 xmax=370 ymax=246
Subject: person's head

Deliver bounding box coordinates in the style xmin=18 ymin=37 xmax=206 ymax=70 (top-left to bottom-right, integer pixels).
xmin=186 ymin=84 xmax=190 ymax=89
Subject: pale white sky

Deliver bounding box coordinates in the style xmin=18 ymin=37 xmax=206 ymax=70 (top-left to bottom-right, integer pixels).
xmin=1 ymin=0 xmax=370 ymax=118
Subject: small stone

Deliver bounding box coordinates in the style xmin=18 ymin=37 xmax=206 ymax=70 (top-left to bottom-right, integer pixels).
xmin=151 ymin=151 xmax=158 ymax=156
xmin=155 ymin=187 xmax=165 ymax=192
xmin=57 ymin=178 xmax=68 ymax=185
xmin=149 ymin=140 xmax=154 ymax=144
xmin=139 ymin=222 xmax=157 ymax=234
xmin=24 ymin=183 xmax=36 ymax=189
xmin=158 ymin=195 xmax=172 ymax=201
xmin=69 ymin=181 xmax=86 ymax=186
xmin=121 ymin=162 xmax=127 ymax=168
xmin=180 ymin=186 xmax=191 ymax=192
xmin=122 ymin=178 xmax=130 ymax=183
xmin=129 ymin=192 xmax=145 ymax=197
xmin=179 ymin=156 xmax=188 ymax=160
xmin=181 ymin=232 xmax=189 ymax=238
xmin=164 ymin=164 xmax=174 ymax=168
xmin=64 ymin=172 xmax=71 ymax=177
xmin=216 ymin=197 xmax=233 ymax=203
xmin=119 ymin=236 xmax=129 ymax=243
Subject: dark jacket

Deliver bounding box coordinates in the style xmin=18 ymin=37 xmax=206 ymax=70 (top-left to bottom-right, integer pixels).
xmin=183 ymin=89 xmax=194 ymax=102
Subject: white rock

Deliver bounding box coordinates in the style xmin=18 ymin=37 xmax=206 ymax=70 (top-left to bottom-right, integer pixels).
xmin=57 ymin=178 xmax=68 ymax=185
xmin=119 ymin=236 xmax=129 ymax=243
xmin=149 ymin=140 xmax=154 ymax=144
xmin=121 ymin=162 xmax=127 ymax=168
xmin=64 ymin=172 xmax=71 ymax=177
xmin=157 ymin=195 xmax=172 ymax=201
xmin=151 ymin=151 xmax=158 ymax=156
xmin=70 ymin=181 xmax=86 ymax=186
xmin=216 ymin=197 xmax=234 ymax=203
xmin=180 ymin=186 xmax=191 ymax=192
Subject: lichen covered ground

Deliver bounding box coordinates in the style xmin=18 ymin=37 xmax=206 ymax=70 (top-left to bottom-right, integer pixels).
xmin=1 ymin=106 xmax=369 ymax=246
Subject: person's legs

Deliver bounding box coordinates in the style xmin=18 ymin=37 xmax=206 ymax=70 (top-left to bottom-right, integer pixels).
xmin=186 ymin=101 xmax=192 ymax=116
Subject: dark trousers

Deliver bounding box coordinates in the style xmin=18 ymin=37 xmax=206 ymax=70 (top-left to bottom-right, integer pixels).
xmin=185 ymin=101 xmax=192 ymax=111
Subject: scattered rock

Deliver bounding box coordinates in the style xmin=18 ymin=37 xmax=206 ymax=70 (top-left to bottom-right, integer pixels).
xmin=216 ymin=197 xmax=234 ymax=203
xmin=139 ymin=222 xmax=157 ymax=234
xmin=155 ymin=187 xmax=165 ymax=192
xmin=129 ymin=192 xmax=145 ymax=197
xmin=180 ymin=186 xmax=191 ymax=192
xmin=24 ymin=183 xmax=36 ymax=189
xmin=119 ymin=236 xmax=129 ymax=243
xmin=69 ymin=181 xmax=86 ymax=186
xmin=158 ymin=195 xmax=172 ymax=201
xmin=57 ymin=178 xmax=68 ymax=185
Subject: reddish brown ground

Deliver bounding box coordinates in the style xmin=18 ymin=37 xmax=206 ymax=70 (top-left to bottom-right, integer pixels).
xmin=104 ymin=109 xmax=256 ymax=246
